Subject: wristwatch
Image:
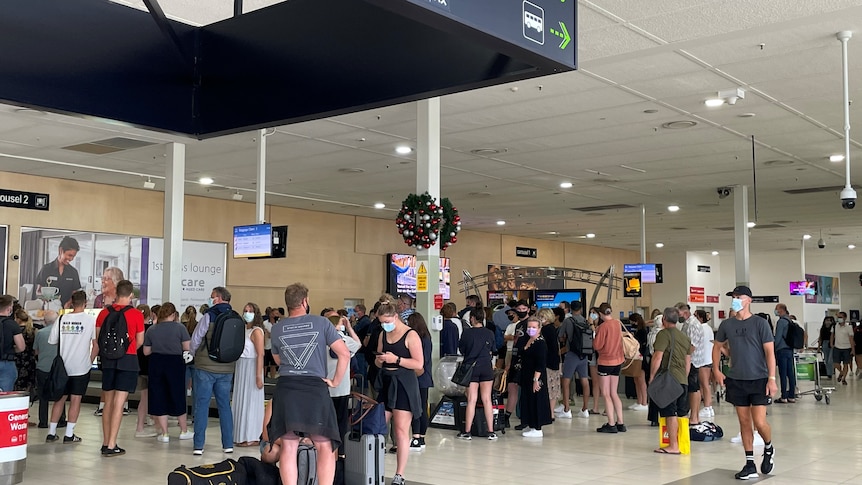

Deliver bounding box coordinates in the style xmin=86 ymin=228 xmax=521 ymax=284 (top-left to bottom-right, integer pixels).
xmin=396 ymin=356 xmax=402 ymax=366
xmin=533 ymin=378 xmax=539 ymax=382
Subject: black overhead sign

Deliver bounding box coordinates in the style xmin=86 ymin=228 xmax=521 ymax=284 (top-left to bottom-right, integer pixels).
xmin=697 ymin=265 xmax=711 ymax=273
xmin=751 ymin=296 xmax=780 ymax=304
xmin=0 ymin=189 xmax=49 ymax=211
xmin=516 ymin=247 xmax=538 ymax=258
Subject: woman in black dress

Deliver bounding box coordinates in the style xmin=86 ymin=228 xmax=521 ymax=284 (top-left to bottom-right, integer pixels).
xmin=517 ymin=317 xmax=553 ymax=438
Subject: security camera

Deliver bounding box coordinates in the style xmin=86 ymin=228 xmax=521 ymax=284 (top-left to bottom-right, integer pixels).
xmin=841 ymin=187 xmax=857 ymax=210
xmin=818 ymin=238 xmax=826 ymax=249
xmin=10 ymin=254 xmax=18 ymax=261
xmin=717 ymin=187 xmax=732 ymax=199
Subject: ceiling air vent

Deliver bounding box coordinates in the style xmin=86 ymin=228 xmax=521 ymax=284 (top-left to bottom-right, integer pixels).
xmin=714 ymin=224 xmax=785 ymax=231
xmin=571 ymin=204 xmax=635 ymax=212
xmin=63 ymin=137 xmax=156 ymax=155
xmin=783 ymin=186 xmax=845 ymax=195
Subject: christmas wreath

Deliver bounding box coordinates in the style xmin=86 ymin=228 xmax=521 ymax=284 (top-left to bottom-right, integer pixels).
xmin=395 ymin=192 xmax=461 ymax=249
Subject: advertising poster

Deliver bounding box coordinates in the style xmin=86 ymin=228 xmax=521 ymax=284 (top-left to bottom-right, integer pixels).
xmin=387 ymin=253 xmax=450 ymax=300
xmin=486 ymin=264 xmax=564 ymax=291
xmin=804 ymin=274 xmax=839 ymax=305
xmin=17 ymin=227 xmax=225 ymax=310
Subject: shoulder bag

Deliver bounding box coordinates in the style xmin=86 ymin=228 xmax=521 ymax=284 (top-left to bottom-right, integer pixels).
xmin=620 ymin=322 xmax=643 ymax=374
xmin=45 ymin=316 xmax=69 ymax=401
xmin=451 ymin=358 xmax=475 ymax=387
xmin=647 ymin=329 xmax=684 ymax=408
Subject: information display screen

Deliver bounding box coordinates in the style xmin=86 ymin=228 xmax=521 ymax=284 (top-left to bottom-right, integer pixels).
xmin=233 ymin=224 xmax=272 ymax=258
xmin=535 ymin=289 xmax=587 ymax=309
xmin=623 ymin=263 xmax=662 ymax=284
xmin=387 ymin=254 xmax=451 ymax=299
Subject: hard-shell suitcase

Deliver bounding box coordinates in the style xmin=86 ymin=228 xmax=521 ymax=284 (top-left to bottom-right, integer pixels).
xmin=343 ymin=432 xmax=384 ymax=485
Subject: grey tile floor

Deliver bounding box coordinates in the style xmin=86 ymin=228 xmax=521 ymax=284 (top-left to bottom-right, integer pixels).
xmin=19 ymin=375 xmax=862 ymax=484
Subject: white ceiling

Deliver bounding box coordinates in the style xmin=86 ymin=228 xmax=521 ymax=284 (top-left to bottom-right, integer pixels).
xmin=4 ymin=0 xmax=862 ymax=254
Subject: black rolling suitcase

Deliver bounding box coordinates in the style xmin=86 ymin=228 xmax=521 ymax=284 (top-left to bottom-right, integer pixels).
xmin=457 ymin=391 xmax=505 ymax=437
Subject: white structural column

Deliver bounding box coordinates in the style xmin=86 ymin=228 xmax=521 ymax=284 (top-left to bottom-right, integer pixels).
xmin=163 ymin=142 xmax=186 ymax=304
xmin=415 ymin=98 xmax=441 ymax=358
xmin=733 ymin=185 xmax=750 ymax=286
xmin=256 ymin=129 xmax=267 ymax=223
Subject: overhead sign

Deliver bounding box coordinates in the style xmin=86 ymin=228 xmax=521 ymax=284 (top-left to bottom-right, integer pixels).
xmin=0 ymin=189 xmax=49 ymax=211
xmin=697 ymin=265 xmax=711 ymax=273
xmin=401 ymin=0 xmax=576 ymax=68
xmin=416 ymin=262 xmax=429 ymax=292
xmin=706 ymin=295 xmax=719 ymax=303
xmin=751 ymin=295 xmax=780 ymax=303
xmin=689 ymin=286 xmax=705 ymax=303
xmin=515 ymin=247 xmax=537 ymax=258
xmin=623 ymin=272 xmax=642 ymax=298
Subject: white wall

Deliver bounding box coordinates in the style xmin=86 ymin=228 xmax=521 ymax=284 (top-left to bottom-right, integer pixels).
xmin=649 ymin=251 xmax=687 ymax=313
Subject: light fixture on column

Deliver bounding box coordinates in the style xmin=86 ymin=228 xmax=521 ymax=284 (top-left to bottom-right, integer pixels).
xmin=232 ymin=191 xmax=243 ymax=201
xmin=143 ymin=177 xmax=155 ymax=190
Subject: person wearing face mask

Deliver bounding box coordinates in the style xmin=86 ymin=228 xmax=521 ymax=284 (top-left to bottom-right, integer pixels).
xmin=374 ymin=303 xmax=423 ymax=485
xmin=586 ymin=306 xmax=603 ymax=415
xmin=143 ymin=302 xmax=193 ymax=443
xmin=515 ymin=317 xmax=553 ymax=438
xmin=504 ymin=300 xmax=530 ymax=429
xmin=189 ymin=286 xmax=238 ymax=455
xmin=830 ymin=311 xmax=855 ymax=384
xmin=713 ymin=286 xmax=778 ymax=480
xmin=231 ymin=303 xmax=266 ymax=447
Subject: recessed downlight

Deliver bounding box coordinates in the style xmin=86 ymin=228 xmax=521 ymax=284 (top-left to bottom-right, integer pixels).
xmin=850 ymin=244 xmax=856 ymax=250
xmin=704 ymin=98 xmax=725 ymax=107
xmin=830 ymin=154 xmax=846 ymax=162
xmin=747 ymin=222 xmax=756 ymax=228
xmin=373 ymin=202 xmax=386 ymax=209
xmin=199 ymin=177 xmax=214 ymax=185
xmin=470 ymin=148 xmax=508 ymax=155
xmin=661 ymin=120 xmax=698 ymax=130
xmin=711 ymin=251 xmax=719 ymax=256
xmin=803 ymin=234 xmax=812 ymax=240
xmin=560 ymin=182 xmax=573 ymax=189
xmin=667 ymin=205 xmax=680 ymax=212
xmin=395 ymin=146 xmax=413 ymax=155
xmin=585 ymin=233 xmax=596 ymax=239
xmin=496 ymin=220 xmax=506 ymax=226
xmin=655 ymin=242 xmax=665 ymax=248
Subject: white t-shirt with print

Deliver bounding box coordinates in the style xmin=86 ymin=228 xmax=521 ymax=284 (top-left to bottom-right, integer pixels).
xmin=48 ymin=311 xmax=97 ymax=376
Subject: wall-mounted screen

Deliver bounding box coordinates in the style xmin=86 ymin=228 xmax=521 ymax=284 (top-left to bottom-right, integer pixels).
xmin=233 ymin=223 xmax=272 ymax=258
xmin=535 ymin=289 xmax=587 ymax=309
xmin=789 ymin=280 xmax=816 ymax=296
xmin=623 ymin=263 xmax=663 ymax=284
xmin=387 ymin=254 xmax=450 ymax=300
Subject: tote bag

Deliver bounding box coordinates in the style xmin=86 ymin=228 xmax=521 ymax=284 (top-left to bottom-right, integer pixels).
xmin=45 ymin=316 xmax=69 ymax=401
xmin=647 ymin=330 xmax=684 ymax=408
xmin=451 ymin=359 xmax=476 ymax=387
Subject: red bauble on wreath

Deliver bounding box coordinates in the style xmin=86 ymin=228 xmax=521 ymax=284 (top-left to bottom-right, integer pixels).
xmin=395 ymin=192 xmax=461 ymax=250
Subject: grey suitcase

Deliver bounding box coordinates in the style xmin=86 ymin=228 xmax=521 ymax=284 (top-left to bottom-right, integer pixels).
xmin=343 ymin=432 xmax=384 ymax=485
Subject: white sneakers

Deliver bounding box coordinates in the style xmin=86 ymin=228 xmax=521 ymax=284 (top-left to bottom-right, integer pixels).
xmin=135 ymin=429 xmax=157 ymax=438
xmin=730 ymin=431 xmax=764 ymax=445
xmin=577 ymin=409 xmax=590 ymax=419
xmin=554 ymin=403 xmax=565 ymax=414
xmin=556 ymin=410 xmax=573 ymax=419
xmin=179 ymin=431 xmax=194 ymax=440
xmin=699 ymin=406 xmax=715 ymax=418
xmin=157 ymin=434 xmax=170 ymax=443
xmin=522 ymin=429 xmax=543 ymax=438
xmin=629 ymin=404 xmax=648 ymax=411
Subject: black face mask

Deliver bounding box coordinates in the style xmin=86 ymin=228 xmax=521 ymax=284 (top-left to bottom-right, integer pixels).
xmin=516 ymin=310 xmax=528 ymax=319
xmin=305 ymin=302 xmax=311 ymax=315
xmin=507 ymin=314 xmax=515 ymax=321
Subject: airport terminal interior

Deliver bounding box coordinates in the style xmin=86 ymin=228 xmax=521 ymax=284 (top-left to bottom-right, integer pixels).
xmin=5 ymin=1 xmax=862 ymax=484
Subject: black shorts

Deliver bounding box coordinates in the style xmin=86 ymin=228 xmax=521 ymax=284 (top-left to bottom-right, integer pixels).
xmin=597 ymin=364 xmax=621 ymax=376
xmin=64 ymin=372 xmax=92 ymax=397
xmin=101 ymin=368 xmax=139 ymax=393
xmin=687 ymin=367 xmax=700 ymax=393
xmin=471 ymin=363 xmax=494 ymax=383
xmin=834 ymin=348 xmax=852 ymax=364
xmin=658 ymin=384 xmax=689 ymax=418
xmin=264 ymin=349 xmax=276 ymax=367
xmin=725 ymin=378 xmax=770 ymax=407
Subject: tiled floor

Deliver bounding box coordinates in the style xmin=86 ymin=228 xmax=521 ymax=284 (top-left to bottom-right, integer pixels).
xmin=20 ymin=375 xmax=862 ymax=485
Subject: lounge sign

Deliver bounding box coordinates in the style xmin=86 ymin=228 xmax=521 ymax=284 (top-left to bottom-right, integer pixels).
xmin=0 ymin=189 xmax=49 ymax=211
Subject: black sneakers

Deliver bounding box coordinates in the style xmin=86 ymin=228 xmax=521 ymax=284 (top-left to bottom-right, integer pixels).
xmin=63 ymin=435 xmax=82 ymax=444
xmin=45 ymin=434 xmax=59 ymax=443
xmin=456 ymin=432 xmax=472 ymax=440
xmin=101 ymin=445 xmax=126 ymax=457
xmin=596 ymin=423 xmax=618 ymax=433
xmin=761 ymin=447 xmax=775 ymax=475
xmin=616 ymin=424 xmax=627 ymax=433
xmin=734 ymin=462 xmax=758 ymax=480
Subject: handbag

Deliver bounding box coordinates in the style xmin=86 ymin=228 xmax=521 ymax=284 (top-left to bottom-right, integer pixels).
xmin=621 ymin=323 xmax=643 ymax=362
xmin=451 ymin=359 xmax=476 ymax=387
xmin=349 ymin=392 xmax=387 ymax=436
xmin=44 ymin=316 xmax=69 ymax=401
xmin=647 ymin=329 xmax=684 ymax=408
xmin=492 ymin=368 xmax=507 ymax=393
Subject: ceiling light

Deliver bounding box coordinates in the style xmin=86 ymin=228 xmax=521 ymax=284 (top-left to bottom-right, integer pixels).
xmin=803 ymin=234 xmax=812 ymax=240
xmin=711 ymin=251 xmax=719 ymax=256
xmin=560 ymin=182 xmax=573 ymax=189
xmin=667 ymin=205 xmax=680 ymax=212
xmin=496 ymin=220 xmax=506 ymax=226
xmin=747 ymin=222 xmax=756 ymax=228
xmin=585 ymin=233 xmax=596 ymax=239
xmin=373 ymin=202 xmax=386 ymax=209
xmin=655 ymin=242 xmax=664 ymax=248
xmin=850 ymin=244 xmax=857 ymax=250
xmin=143 ymin=177 xmax=155 ymax=190
xmin=395 ymin=146 xmax=413 ymax=155
xmin=830 ymin=154 xmax=845 ymax=162
xmin=232 ymin=192 xmax=243 ymax=201
xmin=704 ymin=98 xmax=724 ymax=107
xmin=199 ymin=177 xmax=214 ymax=185
xmin=548 ymin=231 xmax=559 ymax=235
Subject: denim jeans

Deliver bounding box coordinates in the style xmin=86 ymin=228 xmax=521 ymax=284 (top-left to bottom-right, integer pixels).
xmin=193 ymin=369 xmax=234 ymax=450
xmin=776 ymin=348 xmax=796 ymax=400
xmin=822 ymin=342 xmax=834 ymax=377
xmin=0 ymin=361 xmax=17 ymax=392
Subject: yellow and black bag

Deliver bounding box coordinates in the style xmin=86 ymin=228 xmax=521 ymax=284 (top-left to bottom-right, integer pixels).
xmin=167 ymin=458 xmax=247 ymax=485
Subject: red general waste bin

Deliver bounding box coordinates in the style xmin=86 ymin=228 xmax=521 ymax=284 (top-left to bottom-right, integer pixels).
xmin=0 ymin=392 xmax=28 ymax=485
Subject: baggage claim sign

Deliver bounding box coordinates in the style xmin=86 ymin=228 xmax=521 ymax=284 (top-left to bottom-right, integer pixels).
xmin=400 ymin=0 xmax=576 ymax=69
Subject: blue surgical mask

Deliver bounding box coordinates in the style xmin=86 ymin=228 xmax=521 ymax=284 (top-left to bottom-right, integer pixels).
xmin=243 ymin=312 xmax=254 ymax=323
xmin=589 ymin=313 xmax=598 ymax=320
xmin=208 ymin=297 xmax=215 ymax=306
xmin=837 ymin=318 xmax=845 ymax=324
xmin=382 ymin=322 xmax=396 ymax=333
xmin=337 ymin=325 xmax=346 ymax=332
xmin=773 ymin=310 xmax=779 ymax=317
xmin=731 ymin=298 xmax=743 ymax=312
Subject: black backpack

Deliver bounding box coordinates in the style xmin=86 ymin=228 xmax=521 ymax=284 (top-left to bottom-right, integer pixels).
xmin=784 ymin=318 xmax=805 ymax=350
xmin=206 ymin=309 xmax=246 ymax=363
xmin=99 ymin=306 xmax=132 ymax=360
xmin=566 ymin=316 xmax=594 ymax=358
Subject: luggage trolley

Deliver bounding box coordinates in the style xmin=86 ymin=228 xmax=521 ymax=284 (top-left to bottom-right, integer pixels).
xmin=794 ymin=351 xmax=834 ymax=404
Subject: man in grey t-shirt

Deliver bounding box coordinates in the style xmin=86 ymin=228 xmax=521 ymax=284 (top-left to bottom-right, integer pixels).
xmin=713 ymin=286 xmax=777 ymax=480
xmin=557 ymin=302 xmax=591 ymax=418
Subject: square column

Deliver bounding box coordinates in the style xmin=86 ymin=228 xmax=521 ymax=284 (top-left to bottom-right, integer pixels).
xmin=163 ymin=142 xmax=185 ymax=304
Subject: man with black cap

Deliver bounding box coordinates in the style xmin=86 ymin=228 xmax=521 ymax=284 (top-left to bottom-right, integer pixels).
xmin=713 ymin=286 xmax=778 ymax=480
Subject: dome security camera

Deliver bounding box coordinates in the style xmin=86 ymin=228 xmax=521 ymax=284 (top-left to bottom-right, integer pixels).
xmin=841 ymin=187 xmax=857 ymax=210
xmin=717 ymin=187 xmax=732 ymax=199
xmin=818 ymin=238 xmax=826 ymax=249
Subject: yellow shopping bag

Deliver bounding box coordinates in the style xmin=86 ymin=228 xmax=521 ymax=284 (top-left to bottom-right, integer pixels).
xmin=658 ymin=416 xmax=691 ymax=455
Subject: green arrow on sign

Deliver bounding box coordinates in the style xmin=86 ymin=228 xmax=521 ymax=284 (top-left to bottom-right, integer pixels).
xmin=549 ymin=21 xmax=571 ymax=50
